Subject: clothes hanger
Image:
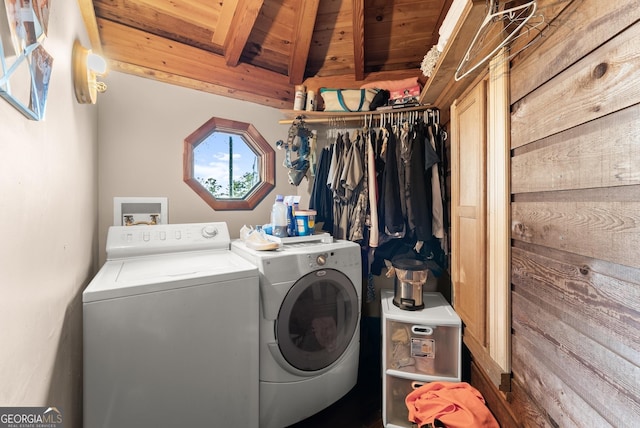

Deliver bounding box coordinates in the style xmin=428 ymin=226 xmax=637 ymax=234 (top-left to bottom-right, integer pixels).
xmin=455 ymin=0 xmax=538 ymax=81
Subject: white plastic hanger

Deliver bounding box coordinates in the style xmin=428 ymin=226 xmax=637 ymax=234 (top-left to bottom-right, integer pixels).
xmin=455 ymin=0 xmax=538 ymax=81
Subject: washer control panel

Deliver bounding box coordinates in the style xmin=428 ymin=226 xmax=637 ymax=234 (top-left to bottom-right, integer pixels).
xmin=106 ymin=222 xmax=230 ymax=259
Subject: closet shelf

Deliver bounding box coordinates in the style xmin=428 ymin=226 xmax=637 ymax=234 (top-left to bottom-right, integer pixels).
xmin=278 ymin=104 xmax=433 ymax=125
xmin=419 ymin=0 xmax=485 ymax=108
xmin=278 ymin=0 xmax=486 ymax=124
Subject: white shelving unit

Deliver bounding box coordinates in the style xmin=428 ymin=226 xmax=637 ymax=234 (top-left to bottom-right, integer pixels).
xmin=381 ymin=290 xmax=462 ymax=428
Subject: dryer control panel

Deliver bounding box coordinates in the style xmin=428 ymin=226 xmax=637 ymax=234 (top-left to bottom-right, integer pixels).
xmin=106 ymin=222 xmax=231 ymax=259
xmin=301 ymin=245 xmax=360 ymax=270
xmin=307 ymin=252 xmax=328 ymax=268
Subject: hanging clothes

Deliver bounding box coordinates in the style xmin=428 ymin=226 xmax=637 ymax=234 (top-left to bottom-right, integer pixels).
xmin=306 ymin=108 xmax=449 ymax=276
xmin=366 ymin=129 xmax=379 ymax=248
xmin=403 ymin=119 xmax=433 ymax=242
xmin=379 ymin=123 xmax=405 ymax=237
xmin=347 ymin=133 xmax=368 ymax=242
xmin=335 ymin=132 xmax=352 ymax=239
xmin=434 ymin=121 xmax=449 ymax=255
xmin=309 ymin=145 xmax=334 ymax=232
xmin=428 ymin=124 xmax=445 ymax=239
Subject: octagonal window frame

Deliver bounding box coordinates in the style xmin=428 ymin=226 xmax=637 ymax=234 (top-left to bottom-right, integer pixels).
xmin=183 ymin=117 xmax=275 ymax=211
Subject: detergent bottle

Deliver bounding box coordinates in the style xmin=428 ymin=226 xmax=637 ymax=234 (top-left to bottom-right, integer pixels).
xmin=271 ymin=195 xmax=288 ymax=237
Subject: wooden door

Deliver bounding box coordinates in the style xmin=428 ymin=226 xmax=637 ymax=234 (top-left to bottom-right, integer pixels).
xmin=450 ymin=80 xmax=487 ymax=346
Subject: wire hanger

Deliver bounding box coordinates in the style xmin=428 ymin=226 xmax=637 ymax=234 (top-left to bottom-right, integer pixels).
xmin=455 ymin=0 xmax=539 ymax=81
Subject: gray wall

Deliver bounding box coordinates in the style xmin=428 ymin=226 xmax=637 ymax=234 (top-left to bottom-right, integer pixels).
xmin=97 ymin=71 xmax=295 ymax=263
xmin=0 ymin=2 xmax=98 ymax=427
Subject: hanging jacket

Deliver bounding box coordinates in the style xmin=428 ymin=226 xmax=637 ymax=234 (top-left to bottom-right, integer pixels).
xmin=366 ymin=130 xmax=379 ymax=247
xmin=405 ymin=120 xmax=433 ymax=241
xmin=310 ymin=146 xmax=334 ymax=232
xmin=347 ymin=134 xmax=368 ymax=242
xmin=379 ymin=123 xmax=404 ymax=235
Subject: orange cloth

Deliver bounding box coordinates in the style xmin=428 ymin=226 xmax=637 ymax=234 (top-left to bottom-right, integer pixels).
xmin=405 ymin=381 xmax=499 ymax=428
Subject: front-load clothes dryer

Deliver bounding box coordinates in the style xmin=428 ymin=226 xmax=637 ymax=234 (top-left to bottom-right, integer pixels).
xmin=231 ymin=238 xmax=362 ymax=428
xmin=83 ymin=222 xmax=259 ymax=428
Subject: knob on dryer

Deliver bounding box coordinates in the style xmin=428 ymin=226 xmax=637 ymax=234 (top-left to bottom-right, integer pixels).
xmin=202 ymin=225 xmax=218 ymax=238
xmin=316 ymin=253 xmax=328 ymax=266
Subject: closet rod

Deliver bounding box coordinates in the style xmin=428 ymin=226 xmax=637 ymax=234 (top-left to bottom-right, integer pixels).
xmin=278 ymin=105 xmax=434 ymax=125
xmin=278 ymin=116 xmax=366 ymax=125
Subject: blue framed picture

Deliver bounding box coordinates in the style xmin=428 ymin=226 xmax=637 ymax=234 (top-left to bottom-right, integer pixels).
xmin=0 ymin=0 xmax=53 ymax=120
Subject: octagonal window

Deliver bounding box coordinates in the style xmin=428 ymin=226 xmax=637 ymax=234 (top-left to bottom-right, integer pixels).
xmin=184 ymin=117 xmax=275 ymax=210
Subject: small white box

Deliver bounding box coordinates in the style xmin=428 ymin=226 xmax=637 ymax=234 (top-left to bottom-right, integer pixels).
xmin=113 ymin=197 xmax=168 ymax=226
xmin=381 ymin=290 xmax=461 ymax=428
xmin=384 ymin=375 xmax=428 ymax=428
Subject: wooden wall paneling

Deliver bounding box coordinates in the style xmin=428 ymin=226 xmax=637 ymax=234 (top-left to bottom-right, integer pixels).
xmin=512 ymin=291 xmax=640 ymax=426
xmin=511 ymin=0 xmax=640 ymax=102
xmin=511 ymin=20 xmax=640 ymax=148
xmin=512 ymin=185 xmax=640 ymax=205
xmin=470 ymin=360 xmax=582 ymax=428
xmin=504 ymin=1 xmax=640 ymax=426
xmin=512 ymin=243 xmax=640 ymax=367
xmin=507 ymin=377 xmax=553 ymax=428
xmin=451 ymin=79 xmax=487 ymax=346
xmin=511 ymin=200 xmax=640 ymax=269
xmin=507 ymin=0 xmax=572 ymax=71
xmin=511 ymin=332 xmax=612 ymax=427
xmin=511 ymin=104 xmax=640 ymax=194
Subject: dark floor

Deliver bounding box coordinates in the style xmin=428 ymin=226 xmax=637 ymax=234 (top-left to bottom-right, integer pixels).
xmin=287 ymin=381 xmax=383 ymax=428
xmin=288 ymin=317 xmax=384 ymax=428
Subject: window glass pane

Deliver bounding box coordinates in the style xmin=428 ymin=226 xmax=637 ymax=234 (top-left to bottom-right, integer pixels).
xmin=193 ymin=132 xmax=259 ymax=199
xmin=183 ymin=117 xmax=275 ymax=211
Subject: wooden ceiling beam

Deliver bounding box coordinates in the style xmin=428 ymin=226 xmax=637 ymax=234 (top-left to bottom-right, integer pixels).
xmin=212 ymin=0 xmax=239 ymax=47
xmin=94 ymin=0 xmax=220 ymax=54
xmin=352 ymin=0 xmax=365 ymax=81
xmin=224 ymin=0 xmax=264 ymax=67
xmin=98 ymin=18 xmax=293 ymax=108
xmin=109 ymin=60 xmax=290 ymax=109
xmin=288 ymin=0 xmax=321 ymax=85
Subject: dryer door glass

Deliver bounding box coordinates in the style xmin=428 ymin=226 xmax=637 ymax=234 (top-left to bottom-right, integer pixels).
xmin=277 ymin=269 xmax=358 ymax=371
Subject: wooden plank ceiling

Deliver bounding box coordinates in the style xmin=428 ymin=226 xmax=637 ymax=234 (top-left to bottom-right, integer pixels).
xmin=91 ymin=0 xmax=452 ymax=108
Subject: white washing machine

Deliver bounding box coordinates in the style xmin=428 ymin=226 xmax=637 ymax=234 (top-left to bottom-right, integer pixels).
xmin=83 ymin=222 xmax=260 ymax=428
xmin=231 ymin=236 xmax=362 ymax=428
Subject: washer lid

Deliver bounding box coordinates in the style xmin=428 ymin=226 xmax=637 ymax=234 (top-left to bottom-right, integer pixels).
xmin=83 ymin=250 xmax=258 ymax=303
